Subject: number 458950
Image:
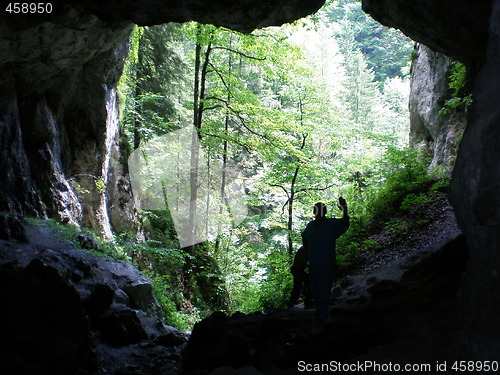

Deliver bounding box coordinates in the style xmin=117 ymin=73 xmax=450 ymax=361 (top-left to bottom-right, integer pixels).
xmin=5 ymin=3 xmax=53 ymax=14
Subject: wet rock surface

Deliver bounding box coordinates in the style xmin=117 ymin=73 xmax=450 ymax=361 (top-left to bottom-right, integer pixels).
xmin=0 ymin=214 xmax=187 ymax=375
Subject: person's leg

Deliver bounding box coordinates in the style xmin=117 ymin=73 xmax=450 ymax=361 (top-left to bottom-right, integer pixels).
xmin=310 ymin=263 xmax=334 ymax=331
xmin=288 ymin=270 xmax=301 ymax=307
xmin=302 ymin=271 xmax=313 ymax=308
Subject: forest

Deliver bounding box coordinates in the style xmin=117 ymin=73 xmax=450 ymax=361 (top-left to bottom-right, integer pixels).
xmin=104 ymin=0 xmax=452 ymax=330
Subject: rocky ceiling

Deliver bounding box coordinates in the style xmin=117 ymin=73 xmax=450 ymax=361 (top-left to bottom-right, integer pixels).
xmin=363 ymin=0 xmax=492 ymax=69
xmin=3 ymin=0 xmax=326 ymax=32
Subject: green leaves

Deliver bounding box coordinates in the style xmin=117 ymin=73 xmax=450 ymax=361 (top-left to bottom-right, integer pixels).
xmin=439 ymin=61 xmax=473 ymax=115
xmin=117 ymin=0 xmax=421 ymax=319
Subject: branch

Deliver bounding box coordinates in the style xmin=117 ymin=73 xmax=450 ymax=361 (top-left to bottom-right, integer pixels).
xmin=295 ymin=183 xmax=336 ymax=194
xmin=211 ymin=46 xmax=266 ymax=61
xmin=207 ymin=96 xmax=280 ymax=146
xmin=281 ymin=198 xmax=290 ymax=217
xmin=208 ymin=62 xmax=230 ymax=92
xmin=269 ymin=183 xmax=290 ymax=199
xmin=299 ymin=133 xmax=308 ymax=150
xmin=250 ymin=33 xmax=286 ymax=44
xmin=200 ymin=131 xmax=252 ymax=153
xmin=200 ymin=104 xmax=224 ymax=112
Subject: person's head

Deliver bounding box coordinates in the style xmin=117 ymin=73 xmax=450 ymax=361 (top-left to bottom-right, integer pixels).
xmin=313 ymin=202 xmax=327 ymax=219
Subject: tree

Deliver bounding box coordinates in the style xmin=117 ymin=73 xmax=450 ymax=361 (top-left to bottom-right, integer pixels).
xmin=321 ymin=0 xmax=413 ymax=83
xmin=337 ymin=25 xmax=379 ymax=130
xmin=118 ymin=24 xmax=188 ymax=151
xmin=120 ymin=7 xmax=415 ymax=317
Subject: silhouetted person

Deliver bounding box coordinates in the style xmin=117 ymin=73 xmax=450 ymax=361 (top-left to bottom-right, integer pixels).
xmin=301 ymin=198 xmax=349 ymax=333
xmin=288 ymin=246 xmax=313 ymax=308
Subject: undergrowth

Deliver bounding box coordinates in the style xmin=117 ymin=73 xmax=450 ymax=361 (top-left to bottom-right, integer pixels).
xmin=335 ymin=147 xmax=450 ymax=276
xmin=23 ymin=146 xmax=451 ymax=326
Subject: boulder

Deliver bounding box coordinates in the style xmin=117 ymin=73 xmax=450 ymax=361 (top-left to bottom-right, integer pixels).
xmin=0 ymin=214 xmax=188 ymax=374
xmin=0 ymin=214 xmax=29 ymax=242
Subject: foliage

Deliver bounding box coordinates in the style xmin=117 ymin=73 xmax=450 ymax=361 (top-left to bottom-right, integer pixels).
xmin=118 ymin=24 xmax=189 ymax=150
xmin=320 ymin=0 xmax=413 ymax=83
xmin=400 ymin=193 xmax=431 ymax=214
xmin=258 ymin=250 xmax=293 ymax=311
xmin=335 ymin=146 xmax=446 ymax=273
xmin=115 ymin=0 xmax=427 ymax=324
xmin=366 ymin=147 xmax=431 ymax=222
xmin=439 ymin=61 xmax=473 ymax=115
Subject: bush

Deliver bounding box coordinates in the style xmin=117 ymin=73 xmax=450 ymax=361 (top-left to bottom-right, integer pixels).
xmin=366 ymin=147 xmax=431 ymax=222
xmin=400 ymin=193 xmax=431 ymax=214
xmin=334 ymin=146 xmax=447 ymax=273
xmin=258 ymin=251 xmax=292 ymax=311
xmin=148 ymin=273 xmax=193 ymax=331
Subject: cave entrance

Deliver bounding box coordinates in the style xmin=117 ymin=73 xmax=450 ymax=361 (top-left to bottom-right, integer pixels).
xmin=118 ymin=0 xmax=459 ymax=330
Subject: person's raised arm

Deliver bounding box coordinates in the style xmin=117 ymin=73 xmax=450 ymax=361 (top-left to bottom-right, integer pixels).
xmin=338 ymin=196 xmax=350 ymax=228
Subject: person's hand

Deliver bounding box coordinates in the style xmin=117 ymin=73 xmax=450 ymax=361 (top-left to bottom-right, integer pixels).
xmin=338 ymin=196 xmax=347 ymax=210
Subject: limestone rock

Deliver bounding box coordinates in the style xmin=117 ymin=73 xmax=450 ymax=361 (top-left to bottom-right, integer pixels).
xmin=409 ymin=44 xmax=467 ymax=171
xmin=362 ymin=0 xmax=491 ymax=68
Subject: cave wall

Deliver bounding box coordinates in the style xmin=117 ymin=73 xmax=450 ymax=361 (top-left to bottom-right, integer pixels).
xmin=0 ymin=7 xmax=135 ymax=237
xmin=364 ymin=0 xmax=500 ymax=359
xmin=409 ymin=43 xmax=467 ymax=171
xmin=449 ymin=0 xmax=500 ymax=358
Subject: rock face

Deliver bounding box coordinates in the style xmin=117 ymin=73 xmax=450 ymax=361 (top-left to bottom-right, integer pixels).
xmin=0 ymin=214 xmax=187 ymax=374
xmin=0 ymin=8 xmax=135 ymax=237
xmin=363 ymin=0 xmax=500 ymax=360
xmin=449 ymin=1 xmax=500 ymax=359
xmin=409 ymin=44 xmax=467 ymax=171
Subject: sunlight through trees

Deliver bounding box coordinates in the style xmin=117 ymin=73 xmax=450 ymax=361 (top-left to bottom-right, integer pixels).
xmin=117 ymin=0 xmax=423 ymax=328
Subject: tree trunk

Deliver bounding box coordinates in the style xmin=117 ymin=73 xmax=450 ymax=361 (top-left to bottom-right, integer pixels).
xmin=133 ymin=32 xmax=144 ymax=151
xmin=188 ymin=29 xmax=213 ymax=250
xmin=286 ymin=101 xmax=307 ymax=255
xmin=215 ymin=36 xmax=232 ymax=253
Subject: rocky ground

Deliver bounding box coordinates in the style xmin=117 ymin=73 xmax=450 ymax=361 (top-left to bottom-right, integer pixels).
xmin=0 ymin=215 xmax=188 ymax=375
xmin=0 ymin=192 xmax=466 ymax=374
xmin=183 ymin=193 xmax=468 ymax=374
